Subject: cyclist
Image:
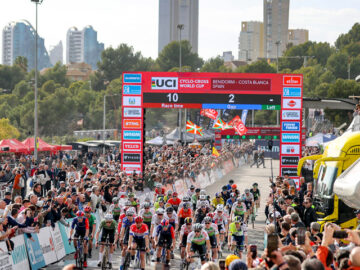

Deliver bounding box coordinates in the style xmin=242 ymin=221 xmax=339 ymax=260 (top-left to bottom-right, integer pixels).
xmin=139 ymin=202 xmax=154 ymax=232
xmin=186 ymin=223 xmax=210 ymax=266
xmin=127 ymin=216 xmax=150 ymax=270
xmin=179 ymin=195 xmax=191 ymax=210
xmin=231 ymin=198 xmax=247 ymax=222
xmin=230 ymin=184 xmax=240 ymax=196
xmin=109 ymin=197 xmax=122 ymax=222
xmin=179 ymin=217 xmax=193 ymax=263
xmin=213 ymin=205 xmax=228 ymax=250
xmin=95 ymin=213 xmax=118 ymax=268
xmin=84 ymin=206 xmax=96 ymax=259
xmin=250 ymin=183 xmax=261 ymax=211
xmin=118 ymin=201 xmax=136 ymax=228
xmin=242 ymin=189 xmax=254 ymax=223
xmin=196 ymin=194 xmax=210 ymax=209
xmin=187 ymin=185 xmax=196 ymax=198
xmin=150 ymin=208 xmax=165 ymax=256
xmin=195 ymin=202 xmax=211 ymax=223
xmin=228 ymin=216 xmax=248 ymax=258
xmin=154 ymin=219 xmax=176 ymax=266
xmin=165 ymin=207 xmax=178 ymax=231
xmin=167 ymin=192 xmax=181 ymax=212
xmin=211 ymin=193 xmax=225 ymax=210
xmin=154 ymin=197 xmax=166 ymax=211
xmin=119 ymin=209 xmax=135 ymax=260
xmin=178 ymin=202 xmax=193 ymax=230
xmin=128 ymin=193 xmax=139 ymax=213
xmin=164 ymin=190 xmax=172 ymax=203
xmin=225 ymin=192 xmax=237 ymax=209
xmin=154 ymin=183 xmax=165 ymax=201
xmin=69 ymin=211 xmax=89 ymax=268
xmin=220 ymin=185 xmax=230 ymax=202
xmin=203 ymin=216 xmax=220 ymax=262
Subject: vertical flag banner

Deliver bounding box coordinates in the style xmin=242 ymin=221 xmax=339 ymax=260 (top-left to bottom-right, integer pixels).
xmin=241 ymin=110 xmax=248 ymax=125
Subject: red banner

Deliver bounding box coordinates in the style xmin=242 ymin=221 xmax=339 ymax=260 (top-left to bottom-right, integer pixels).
xmin=229 ymin=116 xmax=247 ymax=136
xmin=200 ymin=109 xmax=218 ymax=120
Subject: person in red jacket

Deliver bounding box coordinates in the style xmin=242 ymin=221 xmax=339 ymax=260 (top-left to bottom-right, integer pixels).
xmin=168 ymin=192 xmax=181 ymax=212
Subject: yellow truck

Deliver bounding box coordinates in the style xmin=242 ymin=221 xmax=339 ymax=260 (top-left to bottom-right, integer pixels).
xmin=297 ymin=127 xmax=360 ymax=230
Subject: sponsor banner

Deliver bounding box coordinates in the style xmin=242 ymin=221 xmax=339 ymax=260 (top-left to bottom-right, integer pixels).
xmin=123 ymin=73 xmax=142 ymax=83
xmin=123 ymin=119 xmax=142 ymax=129
xmin=241 ymin=109 xmax=248 ymax=125
xmin=123 ymin=130 xmax=142 ymax=140
xmin=122 ymin=163 xmax=142 ymax=174
xmin=50 ymin=223 xmax=66 ymax=261
xmin=123 ymin=153 xmax=141 ymax=163
xmin=281 ymin=167 xmax=298 ymax=177
xmin=281 ymin=144 xmax=300 ymax=155
xmin=58 ymin=220 xmax=76 ymax=254
xmin=281 ymin=133 xmax=300 ymax=143
xmin=282 ymin=122 xmax=300 ymax=132
xmin=123 ymin=141 xmax=142 ymax=152
xmin=123 ymin=85 xmax=142 ymax=95
xmin=123 ymin=96 xmax=142 ymax=107
xmin=151 ymin=77 xmax=178 ymax=90
xmin=282 ymin=110 xmax=301 ymax=120
xmin=38 ymin=227 xmax=57 ymax=265
xmin=281 ymin=156 xmax=300 ymax=166
xmin=11 ymin=235 xmax=30 ymax=270
xmin=123 ymin=107 xmax=142 ymax=118
xmin=0 ymin=243 xmax=12 ymax=269
xmin=200 ymin=109 xmax=218 ymax=120
xmin=283 ymin=75 xmax=302 ymax=86
xmin=24 ymin=233 xmax=46 ymax=270
xmin=283 ymin=87 xmax=301 ymax=97
xmin=211 ymin=78 xmax=271 ymax=91
xmin=282 ymin=98 xmax=302 ymax=109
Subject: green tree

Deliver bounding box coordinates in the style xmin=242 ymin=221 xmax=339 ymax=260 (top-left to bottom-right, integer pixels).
xmin=14 ymin=56 xmax=28 ymax=72
xmin=201 ymin=56 xmax=229 ymax=72
xmin=238 ymin=59 xmax=276 ymax=73
xmin=157 ymin=40 xmax=203 ymax=71
xmin=335 ymin=23 xmax=360 ymax=50
xmin=0 ymin=65 xmax=25 ymax=91
xmin=0 ymin=118 xmax=20 ymax=139
xmin=326 ymin=52 xmax=349 ymax=79
xmin=13 ymin=80 xmax=32 ymax=99
xmin=39 ymin=62 xmax=69 ymax=87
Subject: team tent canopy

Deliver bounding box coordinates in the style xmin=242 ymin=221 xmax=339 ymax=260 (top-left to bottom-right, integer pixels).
xmin=22 ymin=137 xmax=57 ymax=152
xmin=0 ymin=139 xmax=27 ymax=153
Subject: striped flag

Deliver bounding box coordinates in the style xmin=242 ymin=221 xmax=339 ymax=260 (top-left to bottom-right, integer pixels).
xmin=212 ymin=147 xmax=220 ymax=157
xmin=186 ymin=120 xmax=204 ymax=136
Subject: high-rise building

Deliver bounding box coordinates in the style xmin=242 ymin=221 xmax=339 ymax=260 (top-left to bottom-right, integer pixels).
xmin=158 ymin=0 xmax=199 ymax=54
xmin=288 ymin=29 xmax=309 ymax=46
xmin=66 ymin=25 xmax=104 ymax=70
xmin=49 ymin=41 xmax=63 ymax=65
xmin=2 ymin=20 xmax=51 ymax=70
xmin=222 ymin=51 xmax=234 ymax=62
xmin=238 ymin=21 xmax=264 ymax=62
xmin=263 ymin=0 xmax=290 ymax=59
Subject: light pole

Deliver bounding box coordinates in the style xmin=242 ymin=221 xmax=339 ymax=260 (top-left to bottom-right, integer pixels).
xmin=103 ymin=94 xmax=119 ymax=154
xmin=31 ymin=0 xmax=43 ymax=161
xmin=177 ymin=24 xmax=184 ymax=142
xmin=275 ymin=40 xmax=281 ymax=73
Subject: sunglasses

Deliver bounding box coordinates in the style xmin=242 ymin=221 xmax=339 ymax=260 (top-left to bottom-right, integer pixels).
xmin=205 ymin=222 xmax=211 ymax=224
xmin=195 ymin=230 xmax=201 ymax=233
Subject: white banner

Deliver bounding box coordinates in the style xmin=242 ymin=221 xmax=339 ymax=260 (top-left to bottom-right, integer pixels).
xmin=11 ymin=235 xmax=30 ymax=270
xmin=38 ymin=227 xmax=57 ymax=265
xmin=50 ymin=223 xmax=66 ymax=261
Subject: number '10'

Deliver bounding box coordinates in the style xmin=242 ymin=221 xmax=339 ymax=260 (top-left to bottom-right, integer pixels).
xmin=167 ymin=93 xmax=179 ymax=102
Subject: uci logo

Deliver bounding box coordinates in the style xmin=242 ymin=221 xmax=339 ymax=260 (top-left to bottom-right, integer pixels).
xmin=151 ymin=77 xmax=178 ymax=90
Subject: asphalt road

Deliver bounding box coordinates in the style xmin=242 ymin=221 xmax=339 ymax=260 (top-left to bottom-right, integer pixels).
xmin=46 ymin=159 xmax=279 ymax=270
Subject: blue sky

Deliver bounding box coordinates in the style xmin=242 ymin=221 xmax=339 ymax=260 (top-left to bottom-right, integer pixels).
xmin=1 ymin=0 xmax=360 ymax=62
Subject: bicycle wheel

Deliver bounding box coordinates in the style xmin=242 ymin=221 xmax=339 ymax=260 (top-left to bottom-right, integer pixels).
xmin=102 ymin=247 xmax=108 ymax=270
xmin=135 ymin=250 xmax=141 ymax=269
xmin=122 ymin=252 xmax=131 ymax=270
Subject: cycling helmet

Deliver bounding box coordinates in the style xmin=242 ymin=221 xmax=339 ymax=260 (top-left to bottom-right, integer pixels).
xmin=194 ymin=223 xmax=203 ymax=231
xmin=156 ymin=208 xmax=165 ymax=215
xmin=135 ymin=216 xmax=143 ymax=223
xmin=190 ymin=185 xmax=195 ymax=190
xmin=200 ymin=190 xmax=206 ymax=195
xmin=236 ymin=198 xmax=243 ymax=203
xmin=203 ymin=217 xmax=212 ymax=223
xmin=167 ymin=190 xmax=173 ymax=196
xmin=125 ymin=200 xmax=132 ymax=206
xmin=105 ymin=213 xmax=113 ymax=221
xmin=200 ymin=201 xmax=208 ymax=208
xmin=128 ymin=193 xmax=135 ymax=198
xmin=165 ymin=203 xmax=172 ymax=209
xmin=126 ymin=209 xmax=135 ymax=216
xmin=215 ymin=192 xmax=221 ymax=198
xmin=183 ymin=196 xmax=190 ymax=202
xmin=145 ymin=196 xmax=151 ymax=202
xmin=252 ymin=183 xmax=258 ymax=187
xmin=234 ymin=216 xmax=243 ymax=223
xmin=184 ymin=217 xmax=193 ymax=224
xmin=231 ymin=184 xmax=237 ymax=189
xmin=216 ymin=205 xmax=224 ymax=212
xmin=156 ymin=183 xmax=162 ymax=188
xmin=76 ymin=211 xmax=85 ymax=217
xmin=199 ymin=195 xmax=206 ymax=200
xmin=161 ymin=219 xmax=170 ymax=226
xmin=244 ymin=189 xmax=250 ymax=193
xmin=173 ymin=192 xmax=178 ymax=196
xmin=195 ymin=188 xmax=201 ymax=193
xmin=229 ymin=179 xmax=234 ymax=184
xmin=84 ymin=206 xmax=92 ymax=212
xmin=166 ymin=207 xmax=173 ymax=213
xmin=158 ymin=197 xmax=165 ymax=203
xmin=143 ymin=202 xmax=151 ymax=208
xmin=112 ymin=197 xmax=119 ymax=203
xmin=207 ymin=212 xmax=215 ymax=219
xmin=222 ymin=185 xmax=228 ymax=191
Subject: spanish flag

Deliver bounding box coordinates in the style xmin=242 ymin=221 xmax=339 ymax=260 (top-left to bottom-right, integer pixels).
xmin=212 ymin=147 xmax=220 ymax=157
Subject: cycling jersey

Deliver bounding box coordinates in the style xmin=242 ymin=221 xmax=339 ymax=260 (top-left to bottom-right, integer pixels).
xmin=196 ymin=200 xmax=210 ymax=209
xmin=213 ymin=213 xmax=228 ymax=226
xmin=122 ymin=217 xmax=135 ymax=229
xmin=211 ymin=198 xmax=225 ymax=208
xmin=164 ymin=212 xmax=178 ymax=228
xmin=151 ymin=213 xmax=163 ymax=226
xmin=155 ymin=187 xmax=165 ymax=196
xmin=180 ymin=224 xmax=193 ymax=236
xmin=250 ymin=189 xmax=260 ymax=200
xmin=231 ymin=202 xmax=246 ymax=216
xmin=228 ymin=222 xmax=247 ymax=237
xmin=155 ymin=224 xmax=175 ymax=239
xmin=139 ymin=209 xmax=154 ymax=223
xmin=110 ymin=204 xmax=122 ymax=218
xmin=242 ymin=194 xmax=254 ymax=209
xmin=226 ymin=198 xmax=236 ymax=208
xmin=178 ymin=208 xmax=192 ymax=219
xmin=71 ymin=218 xmax=89 ymax=232
xmin=203 ymin=223 xmax=219 ymax=237
xmin=129 ymin=223 xmax=149 ymax=239
xmin=168 ymin=197 xmax=181 ymax=208
xmin=87 ymin=214 xmax=96 ymax=232
xmin=187 ymin=230 xmax=209 ymax=245
xmin=98 ymin=220 xmax=117 ymax=231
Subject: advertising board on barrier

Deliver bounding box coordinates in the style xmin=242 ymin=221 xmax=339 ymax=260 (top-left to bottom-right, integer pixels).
xmin=123 ymin=107 xmax=142 ymax=118
xmin=123 ymin=85 xmax=142 ymax=95
xmin=11 ymin=235 xmax=30 ymax=270
xmin=0 ymin=246 xmax=12 ymax=269
xmin=50 ymin=223 xmax=66 ymax=260
xmin=123 ymin=73 xmax=142 ymax=83
xmin=282 ymin=110 xmax=301 ymax=120
xmin=24 ymin=233 xmax=46 ymax=270
xmin=38 ymin=227 xmax=57 ymax=265
xmin=58 ymin=221 xmax=76 ymax=254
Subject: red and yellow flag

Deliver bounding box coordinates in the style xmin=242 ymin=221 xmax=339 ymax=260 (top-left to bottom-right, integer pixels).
xmin=212 ymin=147 xmax=220 ymax=157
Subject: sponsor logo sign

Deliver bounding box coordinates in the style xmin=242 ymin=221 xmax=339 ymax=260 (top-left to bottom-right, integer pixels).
xmin=151 ymin=77 xmax=178 ymax=90
xmin=282 ymin=122 xmax=300 ymax=131
xmin=281 ymin=167 xmax=298 ymax=177
xmin=282 ymin=98 xmax=302 ymax=109
xmin=123 ymin=107 xmax=142 ymax=118
xmin=123 ymin=119 xmax=142 ymax=129
xmin=123 ymin=85 xmax=141 ymax=95
xmin=123 ymin=130 xmax=141 ymax=140
xmin=283 ymin=75 xmax=302 ymax=86
xmin=283 ymin=87 xmax=301 ymax=97
xmin=123 ymin=73 xmax=142 ymax=83
xmin=281 ymin=133 xmax=300 ymax=143
xmin=123 ymin=153 xmax=141 ymax=163
xmin=123 ymin=96 xmax=142 ymax=106
xmin=123 ymin=142 xmax=142 ymax=152
xmin=281 ymin=156 xmax=299 ymax=166
xmin=281 ymin=144 xmax=300 ymax=155
xmin=282 ymin=110 xmax=301 ymax=120
xmin=122 ymin=164 xmax=141 ymax=174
